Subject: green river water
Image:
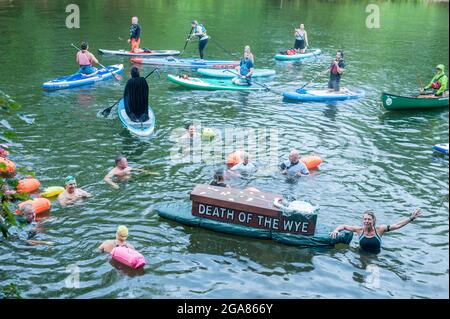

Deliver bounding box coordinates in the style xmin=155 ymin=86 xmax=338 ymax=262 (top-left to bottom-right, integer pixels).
xmin=0 ymin=0 xmax=448 ymax=298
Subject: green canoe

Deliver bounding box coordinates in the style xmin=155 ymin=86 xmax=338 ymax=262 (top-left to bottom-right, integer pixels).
xmin=167 ymin=74 xmax=268 ymax=91
xmin=382 ymin=92 xmax=449 ymax=111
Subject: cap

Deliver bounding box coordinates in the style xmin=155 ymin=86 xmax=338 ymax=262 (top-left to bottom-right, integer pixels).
xmin=436 ymin=64 xmax=445 ymax=71
xmin=65 ymin=176 xmax=77 ymax=186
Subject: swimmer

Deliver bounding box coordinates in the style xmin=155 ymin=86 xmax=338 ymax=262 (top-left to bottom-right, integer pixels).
xmin=58 ymin=176 xmax=92 ymax=207
xmin=99 ymin=225 xmax=135 ymax=253
xmin=104 ymin=155 xmax=159 ymax=189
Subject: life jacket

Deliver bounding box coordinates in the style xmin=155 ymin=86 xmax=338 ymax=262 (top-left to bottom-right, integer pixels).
xmin=78 ymin=51 xmax=92 ymax=66
xmin=198 ymin=24 xmax=207 ymax=34
xmin=240 ymin=58 xmax=251 ymax=76
xmin=330 ymin=59 xmax=342 ymax=74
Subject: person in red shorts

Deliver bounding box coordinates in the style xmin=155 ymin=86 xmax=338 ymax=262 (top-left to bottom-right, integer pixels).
xmin=128 ymin=16 xmax=142 ymax=53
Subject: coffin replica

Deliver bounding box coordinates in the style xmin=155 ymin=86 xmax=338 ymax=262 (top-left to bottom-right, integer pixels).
xmin=155 ymin=185 xmax=353 ymax=247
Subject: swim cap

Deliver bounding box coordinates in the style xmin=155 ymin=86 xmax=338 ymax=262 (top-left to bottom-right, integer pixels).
xmin=117 ymin=225 xmax=129 ymax=238
xmin=65 ymin=176 xmax=77 ymax=186
xmin=436 ymin=64 xmax=445 ymax=71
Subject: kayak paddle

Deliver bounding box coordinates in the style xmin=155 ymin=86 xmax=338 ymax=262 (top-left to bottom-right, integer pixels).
xmin=225 ymin=69 xmax=270 ymax=92
xmin=180 ymin=28 xmax=194 ymax=57
xmin=71 ymin=43 xmax=122 ymax=81
xmin=101 ymin=68 xmax=160 ymax=117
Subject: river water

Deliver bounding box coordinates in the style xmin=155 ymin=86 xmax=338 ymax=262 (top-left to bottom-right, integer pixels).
xmin=0 ymin=0 xmax=448 ymax=298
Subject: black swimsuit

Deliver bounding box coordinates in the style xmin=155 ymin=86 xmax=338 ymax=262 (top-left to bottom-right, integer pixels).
xmin=359 ymin=229 xmax=382 ymax=254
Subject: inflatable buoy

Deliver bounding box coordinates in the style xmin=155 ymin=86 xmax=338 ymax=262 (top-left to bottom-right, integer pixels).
xmin=111 ymin=246 xmax=146 ymax=269
xmin=41 ymin=186 xmax=65 ymax=198
xmin=301 ymin=155 xmax=322 ymax=170
xmin=201 ymin=128 xmax=216 ymax=140
xmin=227 ymin=150 xmax=245 ymax=168
xmin=16 ymin=178 xmax=41 ymax=193
xmin=16 ymin=198 xmax=51 ymax=215
xmin=0 ymin=158 xmax=16 ymax=174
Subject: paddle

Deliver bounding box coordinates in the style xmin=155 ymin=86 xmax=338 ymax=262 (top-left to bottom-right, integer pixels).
xmin=71 ymin=44 xmax=122 ymax=81
xmin=296 ymin=67 xmax=330 ymax=94
xmin=225 ymin=69 xmax=270 ymax=92
xmin=180 ymin=27 xmax=194 ymax=57
xmin=101 ymin=68 xmax=160 ymax=117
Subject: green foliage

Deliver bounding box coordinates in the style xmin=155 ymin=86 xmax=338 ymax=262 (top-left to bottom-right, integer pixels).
xmin=0 ymin=90 xmax=21 ymax=111
xmin=0 ymin=284 xmax=22 ymax=299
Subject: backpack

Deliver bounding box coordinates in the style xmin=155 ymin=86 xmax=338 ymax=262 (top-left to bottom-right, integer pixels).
xmin=286 ymin=49 xmax=297 ymax=55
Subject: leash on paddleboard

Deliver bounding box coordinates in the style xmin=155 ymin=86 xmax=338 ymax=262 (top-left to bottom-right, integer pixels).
xmin=101 ymin=68 xmax=159 ymax=117
xmin=71 ymin=43 xmax=122 ymax=81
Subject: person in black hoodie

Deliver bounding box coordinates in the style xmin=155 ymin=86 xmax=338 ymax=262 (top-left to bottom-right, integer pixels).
xmin=124 ymin=67 xmax=149 ymax=122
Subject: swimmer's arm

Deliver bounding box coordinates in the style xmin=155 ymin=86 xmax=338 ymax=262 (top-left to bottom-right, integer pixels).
xmin=104 ymin=170 xmax=120 ymax=189
xmin=132 ymin=167 xmax=161 ymax=176
xmin=80 ymin=189 xmax=92 ymax=198
xmin=27 ymin=240 xmax=55 ymax=246
xmin=379 ymin=208 xmax=422 ymax=235
xmin=98 ymin=242 xmax=106 ymax=252
xmin=330 ymin=225 xmax=361 ymax=238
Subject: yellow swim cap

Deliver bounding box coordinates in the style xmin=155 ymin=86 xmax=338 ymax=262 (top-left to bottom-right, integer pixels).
xmin=117 ymin=225 xmax=129 ymax=238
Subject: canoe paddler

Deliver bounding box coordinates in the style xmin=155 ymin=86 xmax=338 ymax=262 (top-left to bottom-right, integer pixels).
xmin=76 ymin=42 xmax=99 ymax=76
xmin=99 ymin=225 xmax=135 ymax=253
xmin=330 ymin=209 xmax=422 ymax=254
xmin=420 ymin=64 xmax=448 ymax=97
xmin=104 ymin=155 xmax=159 ymax=189
xmin=58 ymin=176 xmax=92 ymax=206
xmin=124 ymin=67 xmax=149 ymax=122
xmin=190 ymin=20 xmax=209 ymax=59
xmin=232 ymin=51 xmax=254 ymax=86
xmin=294 ymin=23 xmax=309 ymax=54
xmin=128 ymin=17 xmax=142 ymax=53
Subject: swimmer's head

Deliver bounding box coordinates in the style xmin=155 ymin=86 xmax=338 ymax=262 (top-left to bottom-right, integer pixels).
xmin=115 ymin=155 xmax=128 ymax=169
xmin=65 ymin=176 xmax=77 ymax=193
xmin=213 ymin=169 xmax=225 ymax=182
xmin=363 ymin=211 xmax=376 ymax=228
xmin=116 ymin=225 xmax=129 ymax=241
xmin=19 ymin=203 xmax=36 ymax=223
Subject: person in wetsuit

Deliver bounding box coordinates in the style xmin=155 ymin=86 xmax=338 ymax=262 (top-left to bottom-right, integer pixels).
xmin=330 ymin=209 xmax=422 ymax=254
xmin=123 ymin=67 xmax=149 ymax=122
xmin=99 ymin=225 xmax=135 ymax=253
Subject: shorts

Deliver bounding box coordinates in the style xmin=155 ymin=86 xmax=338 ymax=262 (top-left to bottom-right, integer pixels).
xmin=294 ymin=39 xmax=305 ymax=50
xmin=131 ymin=38 xmax=141 ymax=51
xmin=328 ymin=75 xmax=341 ymax=91
xmin=78 ymin=65 xmax=97 ymax=75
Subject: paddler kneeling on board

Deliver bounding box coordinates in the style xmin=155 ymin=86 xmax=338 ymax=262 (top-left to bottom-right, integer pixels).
xmin=104 ymin=155 xmax=159 ymax=189
xmin=280 ymin=149 xmax=309 ymax=177
xmin=58 ymin=176 xmax=92 ymax=207
xmin=76 ymin=42 xmax=99 ymax=76
xmin=420 ymin=64 xmax=448 ymax=97
xmin=124 ymin=67 xmax=149 ymax=123
xmin=232 ymin=51 xmax=254 ymax=86
xmin=99 ymin=225 xmax=135 ymax=253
